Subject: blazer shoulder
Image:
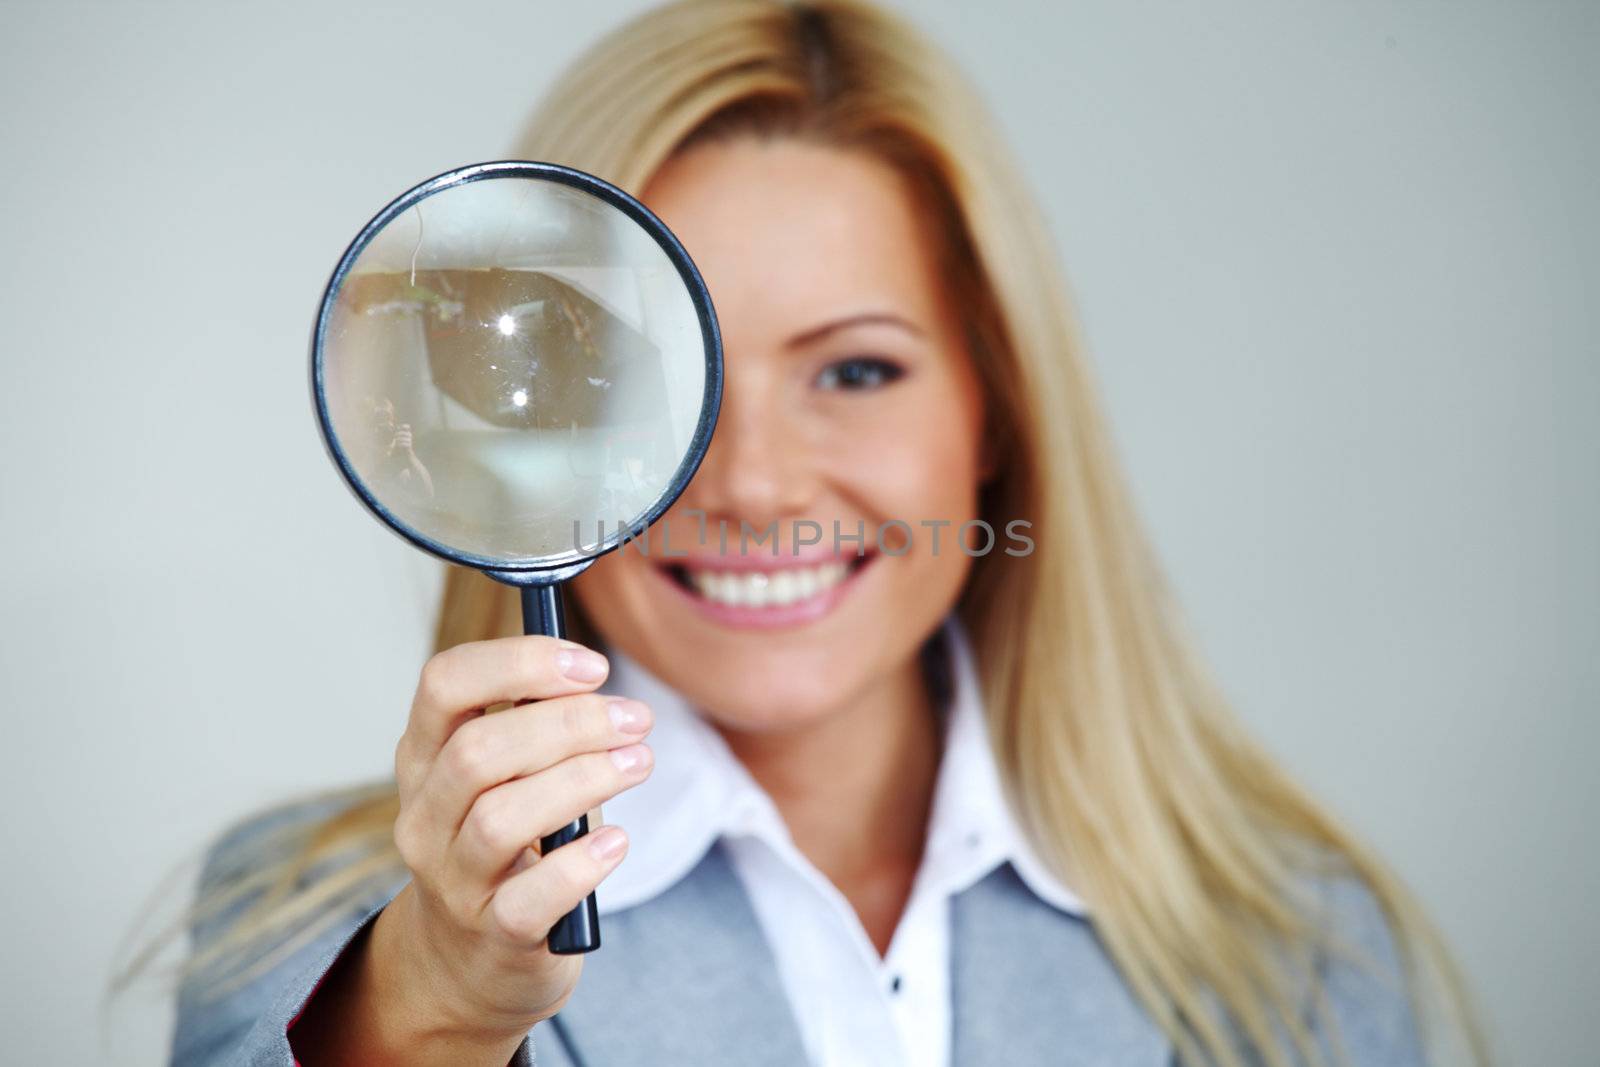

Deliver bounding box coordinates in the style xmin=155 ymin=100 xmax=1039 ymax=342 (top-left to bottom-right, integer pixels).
xmin=1300 ymin=861 xmax=1429 ymax=1067
xmin=170 ymin=788 xmax=406 ymax=1067
xmin=204 ymin=789 xmax=384 ymax=868
xmin=188 ymin=786 xmax=404 ymax=960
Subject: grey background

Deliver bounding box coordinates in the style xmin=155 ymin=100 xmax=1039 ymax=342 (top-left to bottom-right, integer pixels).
xmin=1 ymin=1 xmax=1593 ymax=1063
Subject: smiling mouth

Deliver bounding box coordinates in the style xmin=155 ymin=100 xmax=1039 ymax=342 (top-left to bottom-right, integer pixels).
xmin=661 ymin=552 xmax=876 ymax=614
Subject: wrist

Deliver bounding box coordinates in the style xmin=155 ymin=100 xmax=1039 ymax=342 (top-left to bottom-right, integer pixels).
xmin=374 ymin=888 xmax=542 ymax=1052
xmin=291 ymin=887 xmax=532 ymax=1066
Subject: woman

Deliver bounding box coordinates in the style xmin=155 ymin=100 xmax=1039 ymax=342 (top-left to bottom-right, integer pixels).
xmin=168 ymin=2 xmax=1483 ymax=1065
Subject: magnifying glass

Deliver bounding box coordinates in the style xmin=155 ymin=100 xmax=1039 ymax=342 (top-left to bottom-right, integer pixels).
xmin=310 ymin=161 xmax=722 ymax=954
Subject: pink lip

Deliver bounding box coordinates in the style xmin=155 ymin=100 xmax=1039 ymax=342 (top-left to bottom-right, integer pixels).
xmin=653 ymin=551 xmax=876 ymax=630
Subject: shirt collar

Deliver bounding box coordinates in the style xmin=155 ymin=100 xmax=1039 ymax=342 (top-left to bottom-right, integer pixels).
xmin=596 ymin=618 xmax=1085 ymax=918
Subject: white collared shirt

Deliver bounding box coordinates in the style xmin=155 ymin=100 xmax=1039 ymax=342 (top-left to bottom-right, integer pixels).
xmin=599 ymin=620 xmax=1085 ymax=1067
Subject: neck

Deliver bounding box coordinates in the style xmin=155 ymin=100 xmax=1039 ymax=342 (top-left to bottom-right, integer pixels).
xmin=716 ymin=651 xmax=941 ymax=954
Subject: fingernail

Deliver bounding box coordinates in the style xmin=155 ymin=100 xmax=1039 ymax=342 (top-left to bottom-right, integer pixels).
xmin=557 ymin=648 xmax=608 ymax=683
xmin=589 ymin=825 xmax=627 ymax=862
xmin=607 ymin=698 xmax=651 ymax=735
xmin=610 ymin=743 xmax=650 ymax=774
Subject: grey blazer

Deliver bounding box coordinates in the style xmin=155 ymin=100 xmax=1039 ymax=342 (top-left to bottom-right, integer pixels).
xmin=171 ymin=804 xmax=1425 ymax=1066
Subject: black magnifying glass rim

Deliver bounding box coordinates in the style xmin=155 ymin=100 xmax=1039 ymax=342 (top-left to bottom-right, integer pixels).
xmin=310 ymin=160 xmax=723 ymax=578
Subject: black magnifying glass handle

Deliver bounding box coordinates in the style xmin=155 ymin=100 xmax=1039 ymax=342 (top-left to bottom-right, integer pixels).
xmin=520 ymin=583 xmax=602 ymax=954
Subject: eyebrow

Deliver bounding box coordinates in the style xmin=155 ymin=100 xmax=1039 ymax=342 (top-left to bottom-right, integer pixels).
xmin=785 ymin=311 xmax=926 ymax=348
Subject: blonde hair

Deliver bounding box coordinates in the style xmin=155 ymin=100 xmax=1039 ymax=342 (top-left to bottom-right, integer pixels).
xmin=147 ymin=3 xmax=1484 ymax=1063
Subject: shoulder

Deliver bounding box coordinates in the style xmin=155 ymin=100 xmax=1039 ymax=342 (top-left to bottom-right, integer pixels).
xmin=172 ymin=788 xmax=406 ymax=1066
xmin=1297 ymin=861 xmax=1429 ymax=1066
xmin=201 ymin=791 xmax=363 ymax=871
xmin=187 ymin=785 xmax=405 ymax=968
xmin=198 ymin=783 xmax=401 ymax=897
xmin=192 ymin=789 xmax=397 ymax=920
xmin=1304 ymin=862 xmax=1406 ymax=965
xmin=203 ymin=786 xmax=387 ymax=859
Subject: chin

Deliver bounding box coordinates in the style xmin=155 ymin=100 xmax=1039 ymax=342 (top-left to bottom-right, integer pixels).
xmin=670 ymin=642 xmax=878 ymax=735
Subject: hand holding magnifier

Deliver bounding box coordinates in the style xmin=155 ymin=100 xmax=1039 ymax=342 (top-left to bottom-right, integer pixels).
xmin=310 ymin=162 xmax=722 ymax=955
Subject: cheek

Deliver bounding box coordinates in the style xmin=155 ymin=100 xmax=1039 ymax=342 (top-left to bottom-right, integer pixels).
xmin=569 ymin=550 xmax=654 ymax=646
xmin=826 ymin=380 xmax=987 ymax=530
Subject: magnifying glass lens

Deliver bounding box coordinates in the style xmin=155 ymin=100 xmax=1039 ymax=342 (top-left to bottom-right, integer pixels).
xmin=312 ymin=164 xmax=721 ymax=956
xmin=320 ymin=174 xmax=709 ymax=565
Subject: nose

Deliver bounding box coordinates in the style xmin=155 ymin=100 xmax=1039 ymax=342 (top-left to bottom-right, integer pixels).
xmin=685 ymin=370 xmax=818 ymax=532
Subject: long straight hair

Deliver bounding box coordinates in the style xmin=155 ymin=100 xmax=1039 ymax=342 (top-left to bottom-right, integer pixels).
xmin=144 ymin=3 xmax=1483 ymax=1064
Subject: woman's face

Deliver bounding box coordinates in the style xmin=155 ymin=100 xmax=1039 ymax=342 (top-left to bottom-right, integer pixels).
xmin=573 ymin=138 xmax=988 ymax=733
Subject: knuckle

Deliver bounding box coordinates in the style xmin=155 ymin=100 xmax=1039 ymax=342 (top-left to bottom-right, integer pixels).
xmin=394 ymin=732 xmax=428 ymax=791
xmin=392 ymin=737 xmax=411 ymax=787
xmin=489 ymin=885 xmax=544 ymax=943
xmin=442 ymin=720 xmax=495 ymax=783
xmin=560 ymin=697 xmax=598 ymax=740
xmin=415 ymin=654 xmax=453 ymax=709
xmin=534 ymin=850 xmax=587 ymax=909
xmin=393 ymin=810 xmax=424 ymax=869
xmin=466 ymin=793 xmax=521 ymax=856
xmin=579 ymin=751 xmax=620 ymax=795
xmin=512 ymin=636 xmax=560 ymax=689
xmin=584 ymin=692 xmax=616 ymax=731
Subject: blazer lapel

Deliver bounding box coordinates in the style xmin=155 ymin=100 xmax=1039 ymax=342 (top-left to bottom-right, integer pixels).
xmin=554 ymin=849 xmax=1170 ymax=1067
xmin=549 ymin=842 xmax=811 ymax=1067
xmin=950 ymin=864 xmax=1172 ymax=1066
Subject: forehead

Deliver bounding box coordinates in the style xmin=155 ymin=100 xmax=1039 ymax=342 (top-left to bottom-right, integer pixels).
xmin=641 ymin=139 xmax=947 ymax=339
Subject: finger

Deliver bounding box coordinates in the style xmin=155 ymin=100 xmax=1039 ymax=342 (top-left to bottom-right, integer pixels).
xmin=450 ymin=744 xmax=652 ymax=884
xmin=488 ymin=825 xmax=630 ymax=946
xmin=420 ymin=694 xmax=651 ymax=835
xmin=406 ymin=637 xmax=611 ymax=761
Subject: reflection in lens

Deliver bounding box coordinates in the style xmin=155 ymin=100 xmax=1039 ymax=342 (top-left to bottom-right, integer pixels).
xmin=318 ymin=175 xmax=708 ymax=564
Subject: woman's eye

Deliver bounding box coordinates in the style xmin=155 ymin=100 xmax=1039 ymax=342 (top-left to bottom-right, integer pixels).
xmin=815 ymin=357 xmax=906 ymax=392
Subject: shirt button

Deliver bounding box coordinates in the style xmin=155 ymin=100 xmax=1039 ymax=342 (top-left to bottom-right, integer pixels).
xmin=890 ymin=974 xmax=903 ymax=994
xmin=964 ymin=831 xmax=982 ymax=850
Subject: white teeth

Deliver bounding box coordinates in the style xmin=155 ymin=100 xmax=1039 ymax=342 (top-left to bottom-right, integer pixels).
xmin=687 ymin=560 xmax=849 ymax=608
